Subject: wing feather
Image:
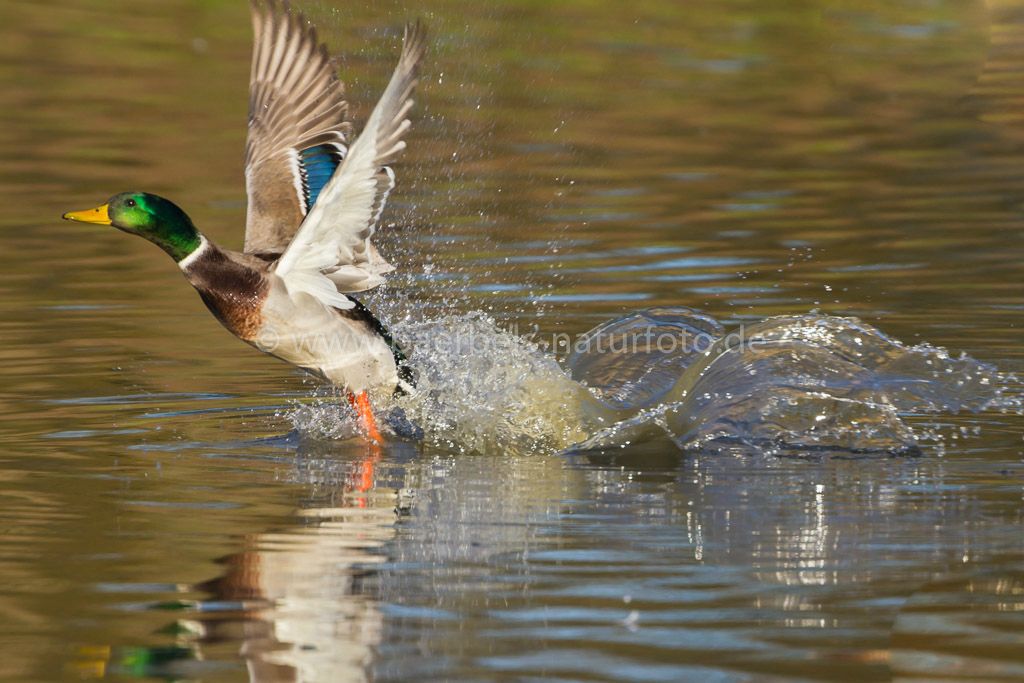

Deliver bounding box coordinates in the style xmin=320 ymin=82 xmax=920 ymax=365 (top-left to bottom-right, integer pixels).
xmin=275 ymin=22 xmax=426 ymax=306
xmin=243 ymin=0 xmax=351 ymax=254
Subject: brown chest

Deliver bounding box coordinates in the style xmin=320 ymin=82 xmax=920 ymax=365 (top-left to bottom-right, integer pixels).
xmin=198 ymin=288 xmax=266 ymax=341
xmin=184 ymin=247 xmax=270 ymax=342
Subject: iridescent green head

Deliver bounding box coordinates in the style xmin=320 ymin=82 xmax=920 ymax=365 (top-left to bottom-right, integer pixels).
xmin=63 ymin=192 xmax=202 ymax=262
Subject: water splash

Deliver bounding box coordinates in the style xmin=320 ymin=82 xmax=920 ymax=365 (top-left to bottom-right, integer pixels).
xmin=285 ymin=393 xmax=363 ymax=442
xmin=575 ymin=312 xmax=1018 ymax=456
xmin=384 ymin=312 xmax=595 ymax=454
xmin=286 ymin=308 xmax=1018 ymax=457
xmin=283 ymin=312 xmax=595 ymax=452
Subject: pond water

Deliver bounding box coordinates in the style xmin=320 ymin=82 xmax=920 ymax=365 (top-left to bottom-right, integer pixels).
xmin=2 ymin=0 xmax=1023 ymax=681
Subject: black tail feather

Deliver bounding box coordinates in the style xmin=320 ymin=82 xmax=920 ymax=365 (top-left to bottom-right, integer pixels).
xmin=345 ymin=295 xmax=415 ymax=395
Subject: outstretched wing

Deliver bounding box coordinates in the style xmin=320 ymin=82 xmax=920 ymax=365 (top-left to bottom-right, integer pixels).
xmin=243 ymin=0 xmax=351 ymax=255
xmin=274 ymin=21 xmax=426 ymax=309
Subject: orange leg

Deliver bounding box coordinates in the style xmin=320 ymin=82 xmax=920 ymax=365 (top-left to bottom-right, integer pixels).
xmin=345 ymin=391 xmax=382 ymax=507
xmin=347 ymin=390 xmax=383 ymax=443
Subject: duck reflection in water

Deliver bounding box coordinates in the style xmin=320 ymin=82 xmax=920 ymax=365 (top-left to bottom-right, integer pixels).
xmin=212 ymin=446 xmax=396 ymax=682
xmin=100 ymin=442 xmax=397 ymax=682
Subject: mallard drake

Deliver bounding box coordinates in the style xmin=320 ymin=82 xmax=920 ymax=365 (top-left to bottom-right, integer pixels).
xmin=63 ymin=2 xmax=425 ymax=441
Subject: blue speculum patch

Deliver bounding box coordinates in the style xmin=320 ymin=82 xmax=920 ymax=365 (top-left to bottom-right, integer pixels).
xmin=299 ymin=144 xmax=343 ymax=211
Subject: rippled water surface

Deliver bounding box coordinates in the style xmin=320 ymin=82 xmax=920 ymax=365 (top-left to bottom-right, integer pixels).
xmin=2 ymin=0 xmax=1024 ymax=681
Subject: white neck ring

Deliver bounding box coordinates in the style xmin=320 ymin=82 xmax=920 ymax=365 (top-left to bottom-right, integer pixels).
xmin=177 ymin=235 xmax=210 ymax=270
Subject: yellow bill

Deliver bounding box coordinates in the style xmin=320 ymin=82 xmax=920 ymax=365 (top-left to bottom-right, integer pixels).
xmin=62 ymin=204 xmax=112 ymax=225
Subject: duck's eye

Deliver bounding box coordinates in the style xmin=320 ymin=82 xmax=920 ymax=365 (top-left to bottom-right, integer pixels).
xmin=125 ymin=199 xmax=136 ymax=208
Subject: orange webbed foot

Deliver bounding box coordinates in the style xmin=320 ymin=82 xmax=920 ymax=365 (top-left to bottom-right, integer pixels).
xmin=347 ymin=390 xmax=383 ymax=443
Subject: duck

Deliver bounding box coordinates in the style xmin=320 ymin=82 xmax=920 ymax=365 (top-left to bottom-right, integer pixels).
xmin=63 ymin=2 xmax=426 ymax=442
